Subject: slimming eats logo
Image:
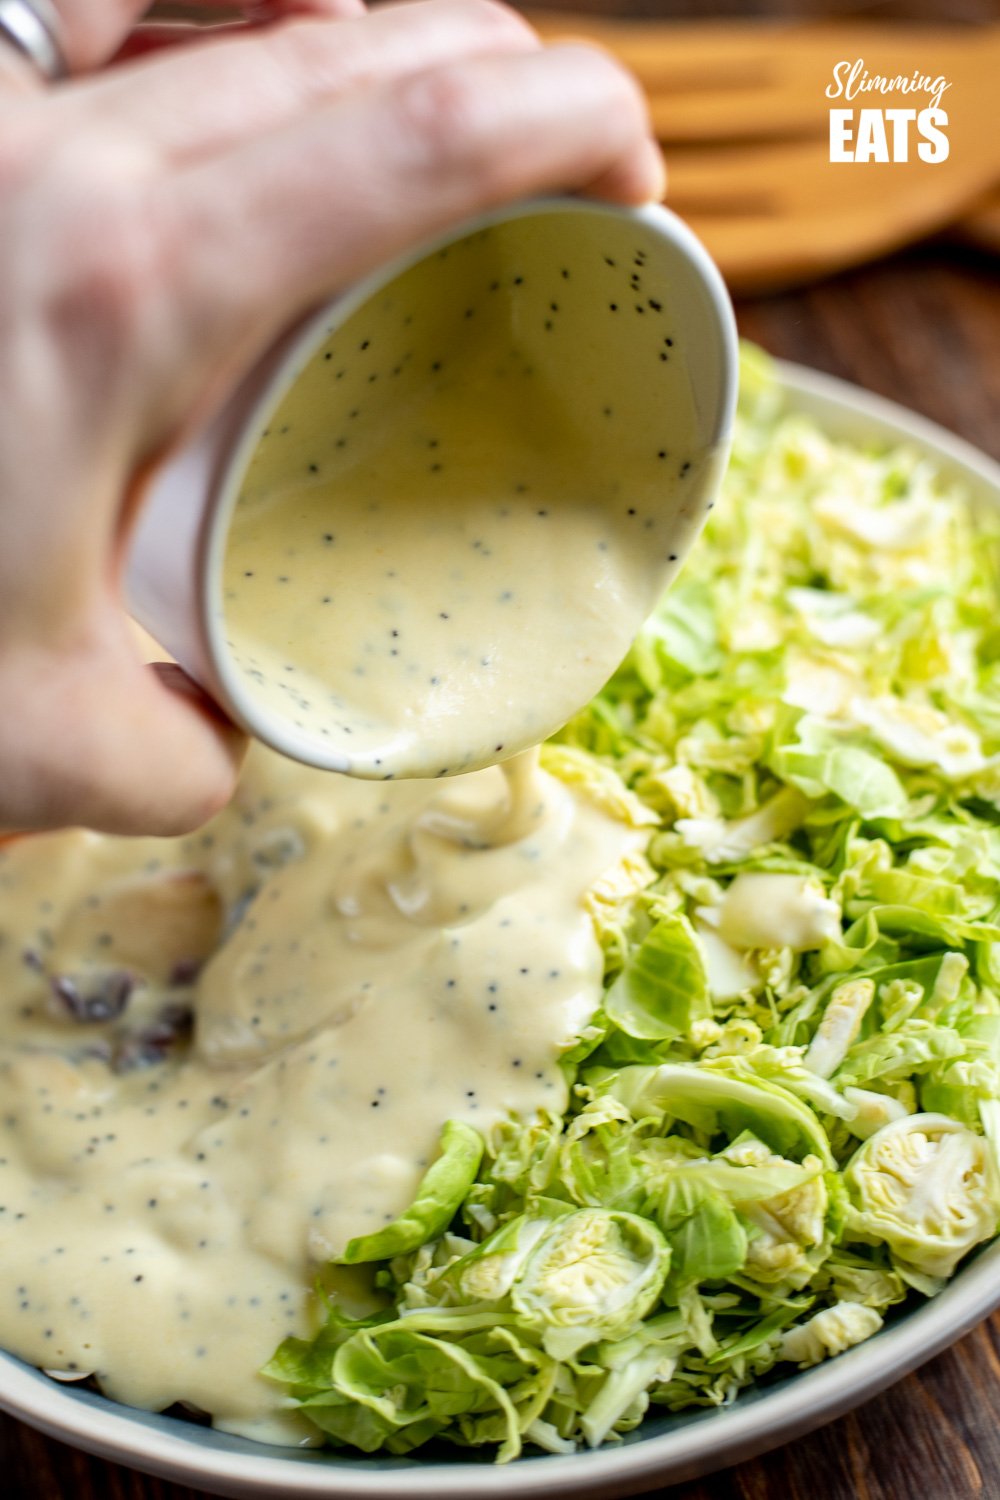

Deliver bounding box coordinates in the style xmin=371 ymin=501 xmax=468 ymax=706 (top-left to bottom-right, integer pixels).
xmin=826 ymin=60 xmax=951 ymax=163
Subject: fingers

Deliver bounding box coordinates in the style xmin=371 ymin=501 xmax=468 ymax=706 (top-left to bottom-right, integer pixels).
xmin=40 ymin=0 xmax=200 ymax=73
xmin=82 ymin=0 xmax=538 ymax=163
xmin=41 ymin=0 xmax=364 ymax=75
xmin=109 ymin=22 xmax=248 ymax=69
xmin=581 ymin=133 xmax=666 ymax=205
xmin=168 ymin=41 xmax=658 ymax=364
xmin=0 ymin=41 xmax=42 ymax=92
xmin=246 ymin=0 xmax=366 ymax=18
xmin=0 ymin=639 xmax=247 ymax=835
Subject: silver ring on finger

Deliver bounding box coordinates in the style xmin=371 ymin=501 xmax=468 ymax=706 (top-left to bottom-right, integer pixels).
xmin=0 ymin=0 xmax=67 ymax=81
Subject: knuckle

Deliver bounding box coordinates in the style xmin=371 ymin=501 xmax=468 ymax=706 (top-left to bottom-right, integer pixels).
xmin=63 ymin=211 xmax=149 ymax=332
xmin=42 ymin=142 xmax=165 ymax=350
xmin=392 ymin=64 xmax=489 ymax=178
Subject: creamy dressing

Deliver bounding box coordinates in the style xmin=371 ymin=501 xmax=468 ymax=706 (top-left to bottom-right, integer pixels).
xmin=0 ymin=746 xmax=640 ymax=1436
xmin=220 ymin=213 xmax=716 ymax=775
xmin=2 ymin=217 xmax=720 ymax=1441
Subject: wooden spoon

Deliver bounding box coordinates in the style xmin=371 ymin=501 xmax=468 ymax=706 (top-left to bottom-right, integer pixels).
xmin=529 ymin=14 xmax=1000 ymax=292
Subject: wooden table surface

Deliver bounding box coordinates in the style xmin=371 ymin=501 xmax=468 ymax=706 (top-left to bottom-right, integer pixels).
xmin=4 ymin=0 xmax=1000 ymax=1494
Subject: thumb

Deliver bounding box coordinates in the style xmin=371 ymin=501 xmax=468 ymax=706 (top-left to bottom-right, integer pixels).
xmin=100 ymin=661 xmax=249 ymax=835
xmin=0 ymin=643 xmax=247 ymax=836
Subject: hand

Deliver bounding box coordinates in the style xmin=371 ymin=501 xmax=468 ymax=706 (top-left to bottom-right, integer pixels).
xmin=0 ymin=0 xmax=664 ymax=837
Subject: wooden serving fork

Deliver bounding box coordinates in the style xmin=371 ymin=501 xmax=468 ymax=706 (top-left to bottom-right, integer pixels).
xmin=529 ymin=14 xmax=1000 ymax=291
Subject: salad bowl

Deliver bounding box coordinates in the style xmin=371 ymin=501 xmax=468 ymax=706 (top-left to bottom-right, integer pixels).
xmin=1 ymin=359 xmax=999 ymax=1498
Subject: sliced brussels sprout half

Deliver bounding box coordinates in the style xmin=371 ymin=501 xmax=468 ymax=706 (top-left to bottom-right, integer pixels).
xmin=510 ymin=1207 xmax=670 ymax=1359
xmin=844 ymin=1112 xmax=1000 ymax=1280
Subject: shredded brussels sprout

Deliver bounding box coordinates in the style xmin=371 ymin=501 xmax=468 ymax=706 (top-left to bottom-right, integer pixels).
xmin=263 ymin=344 xmax=1000 ymax=1460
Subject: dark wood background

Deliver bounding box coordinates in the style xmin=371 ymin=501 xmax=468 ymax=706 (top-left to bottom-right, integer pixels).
xmin=4 ymin=0 xmax=1000 ymax=1494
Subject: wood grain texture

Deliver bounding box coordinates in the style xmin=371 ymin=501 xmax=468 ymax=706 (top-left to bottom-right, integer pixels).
xmin=4 ymin=248 xmax=998 ymax=1498
xmin=3 ymin=0 xmax=999 ymax=1495
xmin=736 ymin=244 xmax=1000 ymax=460
xmin=534 ymin=0 xmax=1000 ymax=22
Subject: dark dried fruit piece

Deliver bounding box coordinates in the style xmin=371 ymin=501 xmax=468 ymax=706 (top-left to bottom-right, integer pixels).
xmin=168 ymin=958 xmax=203 ymax=987
xmin=52 ymin=970 xmax=134 ymax=1023
xmin=111 ymin=1002 xmax=194 ymax=1073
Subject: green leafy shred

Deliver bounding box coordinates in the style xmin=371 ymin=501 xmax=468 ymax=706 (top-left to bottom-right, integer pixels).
xmin=263 ymin=343 xmax=1000 ymax=1459
xmin=337 ymin=1121 xmax=484 ymax=1266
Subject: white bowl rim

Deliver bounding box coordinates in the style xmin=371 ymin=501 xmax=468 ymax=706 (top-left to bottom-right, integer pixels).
xmin=2 ymin=358 xmax=999 ymax=1499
